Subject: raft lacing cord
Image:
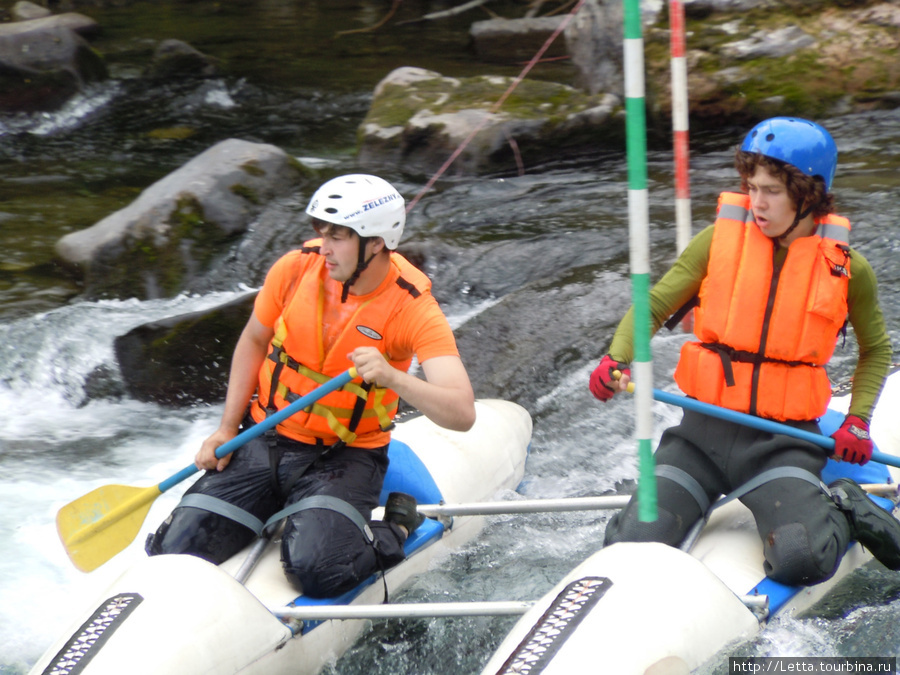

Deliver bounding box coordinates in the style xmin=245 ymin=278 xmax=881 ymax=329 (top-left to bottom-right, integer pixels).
xmin=667 ymin=466 xmax=825 ymax=553
xmin=403 ymin=0 xmax=587 ymax=215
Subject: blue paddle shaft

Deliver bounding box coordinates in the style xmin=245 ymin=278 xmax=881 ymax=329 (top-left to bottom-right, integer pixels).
xmin=158 ymin=369 xmax=355 ymax=493
xmin=652 ymin=389 xmax=900 ymax=469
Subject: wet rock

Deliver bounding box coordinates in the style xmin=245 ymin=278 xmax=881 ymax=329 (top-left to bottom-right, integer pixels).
xmin=720 ymin=25 xmax=815 ymax=59
xmin=682 ymin=0 xmax=783 ymax=16
xmin=54 ymin=138 xmax=310 ymax=301
xmin=11 ymin=1 xmax=51 ymax=21
xmin=145 ymin=39 xmax=219 ymax=81
xmin=358 ymin=66 xmax=621 ymax=177
xmin=81 ymin=363 xmax=127 ymax=403
xmin=113 ymin=290 xmax=257 ymax=404
xmin=0 ymin=12 xmax=106 ymax=112
xmin=454 ymin=271 xmax=635 ymax=409
xmin=470 ymin=16 xmax=568 ymax=63
xmin=564 ymin=0 xmax=623 ymax=96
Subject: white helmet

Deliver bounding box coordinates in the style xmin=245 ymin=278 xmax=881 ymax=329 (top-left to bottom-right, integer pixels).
xmin=305 ymin=174 xmax=405 ymax=249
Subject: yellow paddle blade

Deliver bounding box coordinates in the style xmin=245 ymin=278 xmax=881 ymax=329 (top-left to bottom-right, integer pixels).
xmin=57 ymin=483 xmax=162 ymax=573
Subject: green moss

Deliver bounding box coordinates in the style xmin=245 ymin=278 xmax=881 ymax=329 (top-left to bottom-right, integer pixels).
xmin=726 ymin=50 xmax=851 ymax=116
xmin=147 ymin=126 xmax=197 ymax=140
xmin=97 ymin=195 xmax=239 ymax=298
xmin=286 ymin=154 xmax=318 ymax=181
xmin=229 ymin=183 xmax=260 ymax=204
xmin=366 ymin=75 xmax=600 ymax=131
xmin=240 ymin=161 xmax=266 ymax=177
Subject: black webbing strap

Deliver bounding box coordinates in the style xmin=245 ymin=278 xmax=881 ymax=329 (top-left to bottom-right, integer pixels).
xmin=698 ymin=343 xmax=815 ymax=389
xmin=679 ymin=466 xmax=824 ymax=552
xmin=178 ymin=493 xmax=265 ymax=536
xmin=175 ymin=493 xmax=376 ymax=544
xmin=655 ymin=464 xmax=711 ymax=514
xmin=664 ymin=295 xmax=699 ymax=331
xmin=262 ymin=494 xmax=374 ymax=541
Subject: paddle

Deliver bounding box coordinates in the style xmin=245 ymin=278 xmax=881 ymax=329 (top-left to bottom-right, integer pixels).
xmin=611 ymin=369 xmax=900 ymax=468
xmin=57 ymin=367 xmax=358 ymax=573
xmin=652 ymin=387 xmax=900 ymax=470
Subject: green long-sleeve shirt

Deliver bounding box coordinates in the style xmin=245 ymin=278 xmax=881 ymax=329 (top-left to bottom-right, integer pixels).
xmin=608 ymin=224 xmax=892 ymax=421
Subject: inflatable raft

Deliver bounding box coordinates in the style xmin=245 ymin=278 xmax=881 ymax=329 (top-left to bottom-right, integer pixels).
xmin=29 ymin=398 xmax=532 ymax=675
xmin=480 ymin=371 xmax=900 ymax=675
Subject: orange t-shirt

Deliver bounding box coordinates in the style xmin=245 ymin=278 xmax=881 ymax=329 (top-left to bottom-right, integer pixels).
xmin=250 ymin=247 xmax=460 ymax=445
xmin=254 ymin=249 xmax=459 ymax=366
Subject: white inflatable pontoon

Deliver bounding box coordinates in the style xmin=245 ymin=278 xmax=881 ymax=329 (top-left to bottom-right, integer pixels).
xmin=481 ymin=372 xmax=900 ymax=675
xmin=30 ymin=399 xmax=532 ymax=675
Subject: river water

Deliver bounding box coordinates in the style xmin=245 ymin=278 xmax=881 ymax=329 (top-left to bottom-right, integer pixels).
xmin=2 ymin=2 xmax=900 ymax=673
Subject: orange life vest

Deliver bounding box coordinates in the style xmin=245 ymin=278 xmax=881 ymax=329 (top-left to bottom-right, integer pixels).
xmin=673 ymin=192 xmax=852 ymax=421
xmin=251 ymin=243 xmax=432 ymax=447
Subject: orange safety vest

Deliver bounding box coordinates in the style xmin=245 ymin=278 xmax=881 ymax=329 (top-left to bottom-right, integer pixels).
xmin=251 ymin=243 xmax=432 ymax=447
xmin=673 ymin=192 xmax=852 ymax=422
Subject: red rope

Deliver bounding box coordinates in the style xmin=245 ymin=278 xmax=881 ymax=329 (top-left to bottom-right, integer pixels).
xmin=405 ymin=0 xmax=587 ymax=214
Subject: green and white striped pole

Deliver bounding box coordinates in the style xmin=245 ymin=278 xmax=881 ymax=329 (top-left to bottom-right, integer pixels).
xmin=623 ymin=0 xmax=657 ymax=522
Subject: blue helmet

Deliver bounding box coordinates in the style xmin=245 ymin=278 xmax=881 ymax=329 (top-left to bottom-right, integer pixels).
xmin=741 ymin=117 xmax=838 ymax=190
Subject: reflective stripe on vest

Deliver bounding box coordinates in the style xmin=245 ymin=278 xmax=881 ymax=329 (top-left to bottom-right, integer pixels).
xmin=673 ymin=192 xmax=851 ymax=422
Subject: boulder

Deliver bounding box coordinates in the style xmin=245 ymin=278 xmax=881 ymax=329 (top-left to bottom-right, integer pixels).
xmin=359 ymin=0 xmax=900 ymax=175
xmin=358 ymin=66 xmax=621 ymax=177
xmin=114 ymin=290 xmax=257 ymax=404
xmin=564 ymin=0 xmax=623 ymax=96
xmin=11 ymin=1 xmax=51 ymax=21
xmin=55 ymin=139 xmax=310 ymax=300
xmin=720 ymin=25 xmax=816 ymax=59
xmin=470 ymin=16 xmax=568 ymax=63
xmin=145 ymin=39 xmax=219 ymax=80
xmin=0 ymin=12 xmax=106 ymax=112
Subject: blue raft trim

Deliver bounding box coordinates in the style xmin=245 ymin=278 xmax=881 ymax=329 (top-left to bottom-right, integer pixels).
xmin=378 ymin=438 xmax=444 ymax=506
xmin=285 ymin=437 xmax=447 ymax=634
xmin=750 ymin=409 xmax=895 ymax=616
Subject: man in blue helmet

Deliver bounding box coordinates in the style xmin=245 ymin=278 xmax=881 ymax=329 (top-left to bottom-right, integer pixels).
xmin=590 ymin=117 xmax=899 ymax=585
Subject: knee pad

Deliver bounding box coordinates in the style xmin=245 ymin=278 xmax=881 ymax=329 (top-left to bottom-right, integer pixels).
xmin=281 ymin=512 xmax=373 ymax=598
xmin=763 ymin=522 xmax=837 ymax=586
xmin=145 ymin=507 xmax=252 ymax=564
xmin=282 ymin=550 xmax=364 ymax=599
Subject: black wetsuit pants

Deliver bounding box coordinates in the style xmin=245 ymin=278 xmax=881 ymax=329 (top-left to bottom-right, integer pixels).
xmin=603 ymin=409 xmax=853 ymax=586
xmin=146 ymin=429 xmax=407 ymax=598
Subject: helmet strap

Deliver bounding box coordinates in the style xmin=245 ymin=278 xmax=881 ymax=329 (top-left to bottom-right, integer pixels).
xmin=776 ymin=203 xmax=815 ymax=245
xmin=340 ymin=236 xmax=375 ymax=303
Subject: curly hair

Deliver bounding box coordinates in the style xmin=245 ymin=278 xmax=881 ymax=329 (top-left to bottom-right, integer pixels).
xmin=734 ymin=149 xmax=835 ymax=218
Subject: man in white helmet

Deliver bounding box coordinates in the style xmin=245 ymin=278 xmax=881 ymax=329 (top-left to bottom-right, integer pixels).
xmin=146 ymin=174 xmax=476 ymax=598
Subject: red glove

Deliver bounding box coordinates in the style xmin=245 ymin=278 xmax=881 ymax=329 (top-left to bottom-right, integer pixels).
xmin=831 ymin=414 xmax=873 ymax=465
xmin=589 ymin=355 xmax=630 ymax=402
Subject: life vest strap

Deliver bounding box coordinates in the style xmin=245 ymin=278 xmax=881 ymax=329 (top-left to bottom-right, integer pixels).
xmin=265 ymin=346 xmax=396 ymax=442
xmin=664 ymin=294 xmax=699 ymax=332
xmin=699 ymin=343 xmax=820 ymax=388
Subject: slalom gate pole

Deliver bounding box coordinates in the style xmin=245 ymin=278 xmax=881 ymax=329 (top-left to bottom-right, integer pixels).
xmin=669 ymin=0 xmax=692 ymax=255
xmin=623 ymin=0 xmax=657 ymax=522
